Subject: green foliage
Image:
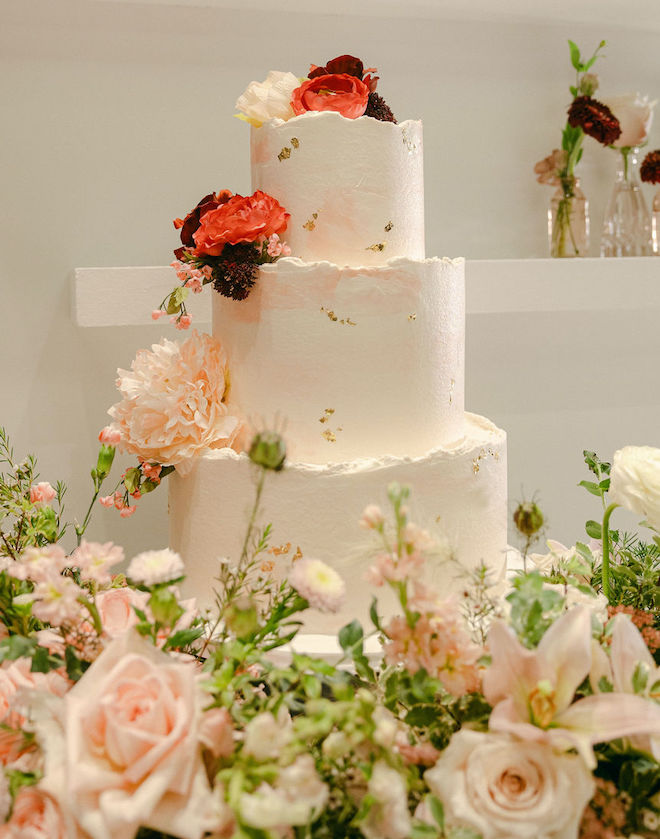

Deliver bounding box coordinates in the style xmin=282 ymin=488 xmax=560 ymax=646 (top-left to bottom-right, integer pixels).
xmin=506 ymin=572 xmax=564 ymax=648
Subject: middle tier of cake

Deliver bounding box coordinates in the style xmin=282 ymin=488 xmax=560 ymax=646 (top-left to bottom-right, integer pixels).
xmin=215 ymin=255 xmax=465 ymax=463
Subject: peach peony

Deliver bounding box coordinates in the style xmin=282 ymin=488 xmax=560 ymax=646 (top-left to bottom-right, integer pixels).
xmin=291 ymin=73 xmax=369 ymax=119
xmin=108 ymin=331 xmax=242 ymax=473
xmin=38 ymin=631 xmax=217 ymax=839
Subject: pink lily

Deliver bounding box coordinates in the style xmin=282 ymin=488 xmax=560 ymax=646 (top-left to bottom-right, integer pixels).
xmin=591 ymin=613 xmax=660 ymax=759
xmin=483 ymin=605 xmax=660 ymax=767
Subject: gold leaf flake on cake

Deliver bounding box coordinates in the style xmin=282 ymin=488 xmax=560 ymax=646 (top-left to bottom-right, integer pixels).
xmin=408 ymin=313 xmax=416 ymax=321
xmin=339 ymin=317 xmax=357 ymax=326
xmin=320 ymin=306 xmax=338 ymax=322
xmin=278 ymin=146 xmax=291 ymax=161
xmin=384 ymin=221 xmax=394 ymax=232
xmin=449 ymin=378 xmax=455 ymax=404
xmin=366 ymin=242 xmax=386 ymax=252
xmin=290 ymin=137 xmax=300 ymax=149
xmin=322 ymin=429 xmax=337 ymax=443
xmin=472 ymin=458 xmax=480 ymax=475
xmin=303 ymin=211 xmax=319 ymax=231
xmin=292 ymin=546 xmax=303 ymax=561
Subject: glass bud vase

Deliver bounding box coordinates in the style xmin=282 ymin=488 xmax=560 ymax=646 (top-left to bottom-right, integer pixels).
xmin=548 ymin=176 xmax=589 ymax=258
xmin=652 ymin=187 xmax=660 ymax=255
xmin=601 ymin=148 xmax=653 ymax=257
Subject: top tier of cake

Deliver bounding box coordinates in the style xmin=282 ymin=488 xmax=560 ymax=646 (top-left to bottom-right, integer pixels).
xmin=251 ymin=112 xmax=425 ymax=267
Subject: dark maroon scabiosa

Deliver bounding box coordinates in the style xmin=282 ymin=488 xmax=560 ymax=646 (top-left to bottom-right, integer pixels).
xmin=640 ymin=149 xmax=660 ymax=184
xmin=309 ymin=54 xmax=366 ymax=81
xmin=212 ymin=243 xmax=259 ymax=301
xmin=567 ymin=96 xmax=621 ymax=146
xmin=364 ymin=92 xmax=397 ymax=124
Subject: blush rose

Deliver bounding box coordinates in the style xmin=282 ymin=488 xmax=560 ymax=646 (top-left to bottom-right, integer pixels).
xmin=39 ymin=631 xmax=216 ymax=839
xmin=291 ymin=73 xmax=369 ymax=120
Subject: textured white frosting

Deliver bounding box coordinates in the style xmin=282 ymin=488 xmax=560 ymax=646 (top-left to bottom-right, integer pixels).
xmin=214 ymin=256 xmax=465 ymax=463
xmin=251 ymin=112 xmax=424 ymax=266
xmin=170 ymin=413 xmax=507 ymax=634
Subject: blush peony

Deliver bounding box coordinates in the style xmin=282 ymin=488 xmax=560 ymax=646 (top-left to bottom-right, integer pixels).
xmin=291 ymin=73 xmax=369 ymax=120
xmin=425 ymin=730 xmax=595 ymax=839
xmin=108 ymin=331 xmax=242 ymax=473
xmin=192 ymin=191 xmax=289 ymax=257
xmin=235 ymin=70 xmax=300 ymax=126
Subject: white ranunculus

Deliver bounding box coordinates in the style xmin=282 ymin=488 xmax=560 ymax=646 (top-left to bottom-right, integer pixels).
xmin=235 ymin=71 xmax=300 ymax=126
xmin=605 ymin=93 xmax=655 ymax=148
xmin=609 ymin=445 xmax=660 ymax=530
xmin=425 ymin=730 xmax=595 ymax=839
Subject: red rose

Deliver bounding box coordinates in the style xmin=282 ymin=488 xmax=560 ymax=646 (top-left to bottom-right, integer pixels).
xmin=291 ymin=74 xmax=369 ymax=120
xmin=173 ymin=189 xmax=233 ymax=258
xmin=192 ymin=191 xmax=290 ymax=257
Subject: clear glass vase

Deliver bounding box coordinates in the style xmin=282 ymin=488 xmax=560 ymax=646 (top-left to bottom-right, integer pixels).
xmin=548 ymin=177 xmax=589 ymax=258
xmin=652 ymin=187 xmax=660 ymax=255
xmin=601 ymin=148 xmax=653 ymax=257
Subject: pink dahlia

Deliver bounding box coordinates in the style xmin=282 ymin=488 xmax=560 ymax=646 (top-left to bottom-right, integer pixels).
xmin=108 ymin=331 xmax=242 ymax=473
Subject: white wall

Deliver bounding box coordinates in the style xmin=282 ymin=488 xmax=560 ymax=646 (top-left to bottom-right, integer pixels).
xmin=1 ymin=0 xmax=659 ymax=558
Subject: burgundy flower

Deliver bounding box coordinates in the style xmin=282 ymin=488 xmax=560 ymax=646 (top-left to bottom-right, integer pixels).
xmin=173 ymin=190 xmax=233 ymax=258
xmin=640 ymin=149 xmax=660 ymax=184
xmin=308 ymin=54 xmax=378 ymax=93
xmin=567 ymin=96 xmax=621 ymax=146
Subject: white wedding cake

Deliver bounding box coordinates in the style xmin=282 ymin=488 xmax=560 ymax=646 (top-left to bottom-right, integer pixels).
xmin=169 ymin=104 xmax=507 ymax=633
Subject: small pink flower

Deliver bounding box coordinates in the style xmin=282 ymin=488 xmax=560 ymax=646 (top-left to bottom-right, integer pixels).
xmin=151 ymin=309 xmax=165 ymax=320
xmin=95 ymin=587 xmax=149 ymax=637
xmin=185 ymin=277 xmax=202 ymax=293
xmin=29 ymin=482 xmax=56 ymax=507
xmin=8 ymin=545 xmax=68 ymax=584
xmin=359 ymin=504 xmax=384 ymax=530
xmin=289 ymin=558 xmax=345 ymax=613
xmin=267 ymin=233 xmax=284 ymax=257
xmin=98 ymin=495 xmax=114 ymax=508
xmin=26 ymin=575 xmax=85 ymax=625
xmin=281 ymin=243 xmax=291 ymax=256
xmin=201 ymin=265 xmax=213 ymax=279
xmin=397 ymin=740 xmax=441 ymax=766
xmin=172 ymin=314 xmax=192 ymax=330
xmin=98 ymin=425 xmax=121 ymax=446
xmin=141 ymin=461 xmax=162 ymax=482
xmin=113 ymin=491 xmax=125 ymax=510
xmin=130 ymin=489 xmax=142 ymax=499
xmin=119 ymin=505 xmax=137 ymax=518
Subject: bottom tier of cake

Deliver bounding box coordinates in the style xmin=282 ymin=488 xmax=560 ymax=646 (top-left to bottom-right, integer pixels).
xmin=169 ymin=412 xmax=508 ymax=634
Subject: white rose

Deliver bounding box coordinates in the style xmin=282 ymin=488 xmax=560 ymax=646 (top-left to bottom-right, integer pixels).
xmin=424 ymin=730 xmax=594 ymax=839
xmin=359 ymin=761 xmax=411 ymax=839
xmin=609 ymin=445 xmax=660 ymax=530
xmin=604 ymin=93 xmax=655 ymax=148
xmin=235 ymin=71 xmax=300 ymax=126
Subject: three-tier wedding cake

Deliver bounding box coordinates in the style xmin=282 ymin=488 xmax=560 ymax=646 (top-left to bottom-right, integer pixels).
xmin=168 ymin=62 xmax=508 ymax=633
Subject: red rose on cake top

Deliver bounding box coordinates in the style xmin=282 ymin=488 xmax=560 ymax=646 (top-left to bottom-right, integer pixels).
xmin=308 ymin=54 xmax=379 ymax=93
xmin=291 ymin=73 xmax=370 ymax=120
xmin=192 ymin=190 xmax=290 ymax=257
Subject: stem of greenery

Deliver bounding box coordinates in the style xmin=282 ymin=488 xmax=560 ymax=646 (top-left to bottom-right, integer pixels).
xmin=601 ymin=502 xmax=619 ymax=601
xmin=78 ymin=596 xmax=103 ymax=635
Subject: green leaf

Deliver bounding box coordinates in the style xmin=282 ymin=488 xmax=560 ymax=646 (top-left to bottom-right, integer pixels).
xmin=578 ymin=480 xmax=602 ymax=497
xmin=428 ymin=795 xmax=445 ymax=830
xmin=65 ymin=646 xmax=89 ymax=682
xmin=369 ymin=596 xmax=382 ymax=631
xmin=632 ymin=661 xmax=650 ymax=694
xmin=338 ymin=620 xmax=363 ymax=654
xmin=123 ymin=467 xmax=141 ymax=494
xmin=163 ymin=627 xmax=204 ymax=650
xmin=585 ymin=520 xmax=602 ymax=540
xmin=405 ymin=705 xmax=438 ymax=727
xmin=568 ymin=40 xmax=582 ymax=71
xmin=598 ymin=676 xmax=614 ymax=693
xmin=354 ymin=654 xmax=375 ymax=682
xmin=409 ymin=826 xmax=438 ymax=839
xmin=569 ymin=85 xmax=578 ymax=97
xmin=0 ymin=635 xmax=37 ymax=663
xmin=301 ymin=672 xmax=322 ymax=698
xmin=31 ymin=645 xmax=64 ymax=674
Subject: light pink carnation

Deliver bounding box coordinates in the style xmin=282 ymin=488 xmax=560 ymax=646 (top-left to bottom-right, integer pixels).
xmin=127 ymin=548 xmax=185 ymax=586
xmin=29 ymin=482 xmax=56 ymax=507
xmin=23 ymin=575 xmax=85 ymax=625
xmin=71 ymin=541 xmax=124 ymax=585
xmin=108 ymin=331 xmax=243 ymax=472
xmin=98 ymin=426 xmax=121 ymax=446
xmin=289 ymin=558 xmax=346 ymax=613
xmin=7 ymin=545 xmax=68 ymax=584
xmin=0 ymin=787 xmax=69 ymax=839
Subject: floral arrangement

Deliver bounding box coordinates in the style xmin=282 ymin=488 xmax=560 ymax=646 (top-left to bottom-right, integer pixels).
xmin=153 ymin=189 xmax=291 ymax=322
xmin=0 ymin=422 xmax=659 ymax=839
xmin=534 ymin=40 xmax=621 ymax=258
xmin=235 ymin=53 xmax=396 ymax=126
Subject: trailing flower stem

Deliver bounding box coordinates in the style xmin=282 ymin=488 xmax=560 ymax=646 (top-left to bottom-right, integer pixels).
xmin=600 ymin=502 xmax=619 ymax=601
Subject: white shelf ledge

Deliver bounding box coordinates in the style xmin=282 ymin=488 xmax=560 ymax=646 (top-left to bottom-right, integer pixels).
xmin=72 ymin=258 xmax=660 ymax=328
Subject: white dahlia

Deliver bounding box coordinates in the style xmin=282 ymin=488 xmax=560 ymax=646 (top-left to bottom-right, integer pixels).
xmin=289 ymin=558 xmax=346 ymax=613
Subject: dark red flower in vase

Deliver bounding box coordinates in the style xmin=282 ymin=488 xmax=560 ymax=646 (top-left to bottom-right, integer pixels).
xmin=640 ymin=150 xmax=660 ymax=184
xmin=567 ymin=96 xmax=621 ymax=146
